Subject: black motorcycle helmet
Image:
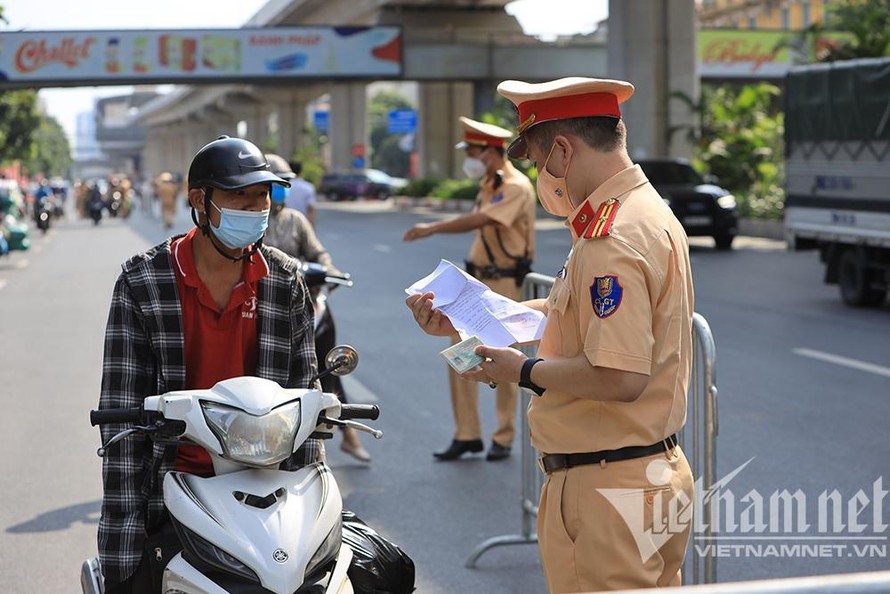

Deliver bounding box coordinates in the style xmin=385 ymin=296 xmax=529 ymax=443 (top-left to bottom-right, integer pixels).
xmin=187 ymin=136 xmax=289 ymax=261
xmin=188 ymin=136 xmax=291 ymax=191
xmin=264 ymin=153 xmax=297 ymax=181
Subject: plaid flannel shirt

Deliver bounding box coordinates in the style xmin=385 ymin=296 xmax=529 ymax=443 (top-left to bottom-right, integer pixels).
xmin=97 ymin=237 xmax=320 ymax=587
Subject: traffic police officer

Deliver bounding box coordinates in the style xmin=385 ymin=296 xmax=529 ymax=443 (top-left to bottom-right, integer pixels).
xmin=406 ymin=77 xmax=695 ymax=592
xmin=403 ymin=116 xmax=536 ymax=462
xmin=155 ymin=172 xmax=179 ymax=229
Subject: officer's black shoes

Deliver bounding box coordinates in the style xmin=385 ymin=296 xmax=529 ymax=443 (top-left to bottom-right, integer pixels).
xmin=433 ymin=439 xmax=484 ymax=461
xmin=486 ymin=441 xmax=512 ymax=461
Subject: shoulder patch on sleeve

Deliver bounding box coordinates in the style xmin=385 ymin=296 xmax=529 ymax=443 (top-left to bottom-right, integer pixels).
xmin=583 ymin=198 xmax=620 ymax=239
xmin=590 ymin=275 xmax=623 ymax=318
xmin=491 ymin=192 xmax=505 ymax=204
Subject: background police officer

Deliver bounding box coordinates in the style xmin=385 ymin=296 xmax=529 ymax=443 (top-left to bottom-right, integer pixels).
xmin=403 ymin=117 xmax=536 ymax=462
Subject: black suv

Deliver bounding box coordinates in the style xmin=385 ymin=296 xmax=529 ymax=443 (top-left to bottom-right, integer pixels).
xmin=636 ymin=158 xmax=739 ymax=250
xmin=319 ymin=169 xmax=406 ymax=201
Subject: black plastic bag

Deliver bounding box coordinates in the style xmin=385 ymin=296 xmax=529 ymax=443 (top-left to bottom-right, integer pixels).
xmin=342 ymin=510 xmax=415 ymax=594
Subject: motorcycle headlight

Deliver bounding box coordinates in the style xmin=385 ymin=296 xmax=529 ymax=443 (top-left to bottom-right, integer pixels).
xmin=717 ymin=194 xmax=737 ymax=209
xmin=173 ymin=520 xmax=259 ymax=583
xmin=305 ymin=518 xmax=343 ymax=581
xmin=202 ymin=400 xmax=301 ymax=467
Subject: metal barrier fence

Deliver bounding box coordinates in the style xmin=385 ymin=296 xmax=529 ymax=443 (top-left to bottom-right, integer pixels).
xmin=465 ymin=273 xmax=554 ymax=568
xmin=465 ymin=272 xmax=720 ymax=587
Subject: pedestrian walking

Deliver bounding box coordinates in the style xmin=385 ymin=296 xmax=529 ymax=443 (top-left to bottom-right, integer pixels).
xmin=403 ymin=116 xmax=536 ymax=462
xmin=406 ymin=77 xmax=695 ymax=592
xmin=285 ymin=157 xmax=318 ymax=227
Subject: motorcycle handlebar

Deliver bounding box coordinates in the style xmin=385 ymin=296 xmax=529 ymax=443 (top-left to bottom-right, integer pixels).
xmin=339 ymin=404 xmax=379 ymax=421
xmin=90 ymin=407 xmax=142 ymax=426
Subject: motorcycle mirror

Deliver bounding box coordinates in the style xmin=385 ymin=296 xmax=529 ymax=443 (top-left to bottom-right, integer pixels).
xmin=325 ymin=345 xmax=359 ymax=376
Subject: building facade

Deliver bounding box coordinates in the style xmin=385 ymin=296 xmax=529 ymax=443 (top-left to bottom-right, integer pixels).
xmin=698 ymin=0 xmax=828 ymax=30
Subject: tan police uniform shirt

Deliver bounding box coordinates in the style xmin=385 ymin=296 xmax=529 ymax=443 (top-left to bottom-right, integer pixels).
xmin=467 ymin=162 xmax=536 ymax=270
xmin=156 ymin=178 xmax=178 ymax=202
xmin=530 ymin=164 xmax=695 ymax=454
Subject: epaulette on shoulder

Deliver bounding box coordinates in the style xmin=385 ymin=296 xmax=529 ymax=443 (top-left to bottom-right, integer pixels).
xmin=572 ymin=198 xmax=620 ymax=240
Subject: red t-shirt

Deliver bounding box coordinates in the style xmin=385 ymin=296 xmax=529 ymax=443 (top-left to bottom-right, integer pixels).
xmin=171 ymin=228 xmax=268 ymax=476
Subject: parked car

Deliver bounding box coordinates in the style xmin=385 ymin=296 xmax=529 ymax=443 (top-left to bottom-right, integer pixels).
xmin=636 ymin=158 xmax=738 ymax=250
xmin=319 ymin=169 xmax=408 ymax=201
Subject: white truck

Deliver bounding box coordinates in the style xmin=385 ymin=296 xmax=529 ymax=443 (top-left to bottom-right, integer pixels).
xmin=784 ymin=57 xmax=890 ymax=307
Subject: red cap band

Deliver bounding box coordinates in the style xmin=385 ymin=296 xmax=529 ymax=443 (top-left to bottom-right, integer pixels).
xmin=464 ymin=131 xmax=507 ymax=147
xmin=517 ymin=92 xmax=621 ymax=132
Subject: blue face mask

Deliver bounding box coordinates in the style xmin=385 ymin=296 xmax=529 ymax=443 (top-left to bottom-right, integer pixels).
xmin=271 ymin=184 xmax=289 ymax=205
xmin=209 ymin=201 xmax=270 ymax=249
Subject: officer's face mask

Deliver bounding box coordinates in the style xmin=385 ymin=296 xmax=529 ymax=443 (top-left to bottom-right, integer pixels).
xmin=208 ymin=199 xmax=270 ymax=249
xmin=462 ymin=155 xmax=488 ymax=180
xmin=536 ymin=142 xmax=575 ymax=218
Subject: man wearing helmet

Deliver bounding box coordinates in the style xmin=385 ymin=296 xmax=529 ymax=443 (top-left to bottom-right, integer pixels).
xmin=96 ymin=137 xmax=321 ymax=593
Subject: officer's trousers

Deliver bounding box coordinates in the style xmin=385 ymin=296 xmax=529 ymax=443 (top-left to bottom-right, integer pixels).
xmin=446 ymin=276 xmax=519 ymax=447
xmin=537 ymin=446 xmax=694 ymax=593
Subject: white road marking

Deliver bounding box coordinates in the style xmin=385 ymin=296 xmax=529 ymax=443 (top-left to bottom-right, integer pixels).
xmin=793 ymin=348 xmax=890 ymax=379
xmin=0 ymin=279 xmax=6 ymax=291
xmin=373 ymin=244 xmax=392 ymax=253
xmin=341 ymin=375 xmax=379 ymax=404
xmin=15 ymin=259 xmax=28 ymax=269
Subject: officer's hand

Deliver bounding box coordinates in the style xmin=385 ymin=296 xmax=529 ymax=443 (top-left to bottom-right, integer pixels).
xmin=405 ymin=291 xmax=457 ymax=337
xmin=462 ymin=345 xmax=526 ymax=387
xmin=403 ymin=223 xmax=433 ymax=242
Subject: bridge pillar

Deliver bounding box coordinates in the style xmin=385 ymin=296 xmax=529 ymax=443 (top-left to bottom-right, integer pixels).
xmin=245 ymin=106 xmax=272 ymax=150
xmin=608 ymin=0 xmax=697 ymax=159
xmin=143 ymin=127 xmax=164 ymax=179
xmin=416 ymin=82 xmax=473 ymax=179
xmin=473 ymin=80 xmax=498 ymax=118
xmin=165 ymin=124 xmax=190 ymax=178
xmin=275 ymin=97 xmax=308 ymax=161
xmin=328 ymin=82 xmax=368 ymax=171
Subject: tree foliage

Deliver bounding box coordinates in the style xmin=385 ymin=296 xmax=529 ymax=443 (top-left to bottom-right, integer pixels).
xmin=0 ymin=90 xmax=41 ymax=165
xmin=25 ymin=114 xmax=72 ymax=177
xmin=368 ymin=90 xmax=413 ymax=177
xmin=819 ymin=0 xmax=890 ymax=60
xmin=672 ymin=83 xmax=785 ymax=219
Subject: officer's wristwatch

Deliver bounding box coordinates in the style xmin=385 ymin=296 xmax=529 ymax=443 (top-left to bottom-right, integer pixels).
xmin=519 ymin=358 xmax=545 ymax=397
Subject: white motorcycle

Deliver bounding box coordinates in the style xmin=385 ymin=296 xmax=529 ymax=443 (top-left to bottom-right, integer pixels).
xmin=82 ymin=346 xmax=381 ymax=594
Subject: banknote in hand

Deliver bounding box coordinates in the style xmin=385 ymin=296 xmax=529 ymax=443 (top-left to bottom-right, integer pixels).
xmin=440 ymin=336 xmax=484 ymax=374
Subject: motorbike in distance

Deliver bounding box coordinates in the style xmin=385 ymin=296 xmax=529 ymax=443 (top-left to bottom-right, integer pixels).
xmin=82 ymin=345 xmax=382 ymax=594
xmin=87 ymin=192 xmax=104 ymax=225
xmin=34 ymin=194 xmax=53 ymax=234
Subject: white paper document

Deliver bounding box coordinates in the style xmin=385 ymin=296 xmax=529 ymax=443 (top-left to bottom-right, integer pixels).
xmin=405 ymin=260 xmax=546 ymax=347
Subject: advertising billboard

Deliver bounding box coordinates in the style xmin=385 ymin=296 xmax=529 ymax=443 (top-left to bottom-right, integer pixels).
xmin=0 ymin=26 xmax=402 ymax=85
xmin=699 ymin=29 xmax=851 ymax=79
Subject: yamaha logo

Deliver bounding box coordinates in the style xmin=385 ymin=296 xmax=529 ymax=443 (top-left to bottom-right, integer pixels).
xmin=272 ymin=549 xmax=288 ymax=563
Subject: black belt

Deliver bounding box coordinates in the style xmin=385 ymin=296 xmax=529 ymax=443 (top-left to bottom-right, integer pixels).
xmin=464 ymin=261 xmax=523 ymax=280
xmin=540 ymin=434 xmax=678 ymax=474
